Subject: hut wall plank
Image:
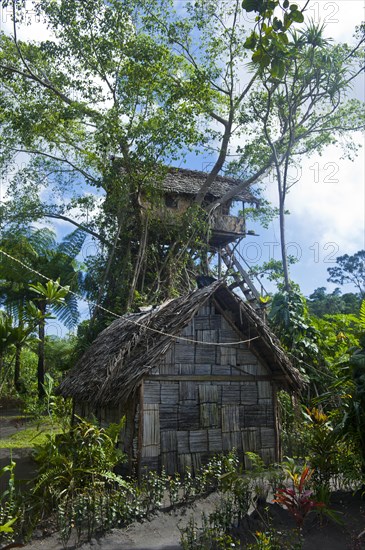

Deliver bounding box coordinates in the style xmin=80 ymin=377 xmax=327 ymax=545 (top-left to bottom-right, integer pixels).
xmin=222 ymin=431 xmax=242 ymax=451
xmin=178 ymin=453 xmax=192 ymax=473
xmin=195 ymin=364 xmax=212 ymax=376
xmin=160 ymin=382 xmax=179 ymax=404
xmin=195 ymin=345 xmax=216 ymax=364
xmin=161 ymin=430 xmax=177 ymax=452
xmin=208 ymin=429 xmax=222 ymax=452
xmin=178 ymin=404 xmax=200 ymax=430
xmin=200 ymin=403 xmax=219 ymax=428
xmin=219 ymin=347 xmax=237 ymax=366
xmin=212 ymin=364 xmax=232 ymax=376
xmin=144 ymin=381 xmax=161 ymax=404
xmin=222 ymin=405 xmax=240 ymax=432
xmin=241 ymin=405 xmax=270 ymax=427
xmin=179 ymin=381 xmax=197 ymax=401
xmin=189 ymin=430 xmax=208 ymax=452
xmin=177 ymin=431 xmax=190 ymax=454
xmin=242 ymin=427 xmax=260 ymax=453
xmin=240 ymin=382 xmax=258 ymax=405
xmin=174 ymin=343 xmax=195 ymax=362
xmin=161 ymin=451 xmax=178 ymax=475
xmin=159 ymin=405 xmax=178 ymax=430
xmin=143 ymin=404 xmax=160 ymax=447
xmin=222 ymin=384 xmax=240 ymax=403
xmin=260 ymin=428 xmax=276 ymax=449
xmin=258 ymin=381 xmax=272 ymax=399
xmin=198 ymin=384 xmax=219 ymax=403
xmin=176 ymin=362 xmax=194 ymax=375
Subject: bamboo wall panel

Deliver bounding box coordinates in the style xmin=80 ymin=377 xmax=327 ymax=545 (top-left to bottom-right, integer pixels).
xmin=260 ymin=428 xmax=276 ymax=448
xmin=161 ymin=382 xmax=179 ymax=404
xmin=258 ymin=381 xmax=272 ymax=399
xmin=198 ymin=384 xmax=219 ymax=403
xmin=196 ymin=329 xmax=218 ymax=342
xmin=222 ymin=405 xmax=240 ymax=432
xmin=161 ymin=429 xmax=177 ymax=452
xmin=162 ymin=451 xmax=178 ymax=475
xmin=213 ymin=364 xmax=232 ymax=376
xmin=192 ymin=453 xmax=202 ymax=474
xmin=208 ymin=429 xmax=222 ymax=452
xmin=177 ymin=431 xmax=190 ymax=454
xmin=240 ymin=382 xmax=258 ymax=405
xmin=179 ymin=453 xmax=192 ymax=472
xmin=179 ymin=381 xmax=197 ymax=401
xmin=189 ymin=430 xmax=208 ymax=452
xmin=222 ymin=431 xmax=242 ymax=451
xmin=222 ymin=384 xmax=240 ymax=403
xmin=242 ymin=427 xmax=260 ymax=452
xmin=237 ymin=349 xmax=259 ymax=366
xmin=159 ymin=405 xmax=178 ymax=430
xmin=200 ymin=403 xmax=219 ymax=428
xmin=195 ymin=364 xmax=212 ymax=375
xmin=144 ymin=381 xmax=161 ymax=404
xmin=178 ymin=363 xmax=195 ymax=375
xmin=178 ymin=404 xmax=200 ymax=430
xmin=219 ymin=346 xmax=237 ymax=365
xmin=241 ymin=405 xmax=271 ymax=427
xmin=143 ymin=404 xmax=160 ymax=447
xmin=194 ymin=315 xmax=221 ymax=330
xmin=195 ymin=345 xmax=216 ymax=364
xmin=174 ymin=343 xmax=195 ymax=362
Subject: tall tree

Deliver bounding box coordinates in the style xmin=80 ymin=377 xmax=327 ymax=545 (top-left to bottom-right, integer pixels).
xmin=234 ymin=22 xmax=365 ymax=290
xmin=327 ymin=250 xmax=365 ymax=298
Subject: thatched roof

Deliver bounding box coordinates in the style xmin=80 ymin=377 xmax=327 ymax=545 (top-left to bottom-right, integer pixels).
xmin=162 ymin=167 xmax=259 ymax=203
xmin=58 ymin=282 xmax=302 ymax=408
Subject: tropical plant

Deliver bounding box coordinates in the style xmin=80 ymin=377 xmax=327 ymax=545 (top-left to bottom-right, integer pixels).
xmin=273 ymin=465 xmax=324 ymax=528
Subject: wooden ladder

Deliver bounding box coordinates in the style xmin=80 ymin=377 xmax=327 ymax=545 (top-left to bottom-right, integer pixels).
xmin=219 ymin=244 xmax=267 ymax=316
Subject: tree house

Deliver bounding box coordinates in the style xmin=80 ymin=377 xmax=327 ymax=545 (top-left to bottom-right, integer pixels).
xmin=151 ymin=167 xmax=266 ymax=313
xmin=155 ymin=167 xmax=259 ymax=247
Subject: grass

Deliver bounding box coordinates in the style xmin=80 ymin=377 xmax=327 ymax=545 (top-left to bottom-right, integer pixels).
xmin=0 ymin=420 xmax=62 ymax=449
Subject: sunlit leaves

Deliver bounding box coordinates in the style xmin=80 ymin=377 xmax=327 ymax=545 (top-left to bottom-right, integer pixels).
xmin=242 ymin=0 xmax=306 ymax=78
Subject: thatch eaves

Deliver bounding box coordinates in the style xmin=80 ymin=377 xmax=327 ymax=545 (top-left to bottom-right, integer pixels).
xmin=57 ymin=282 xmax=303 ymax=408
xmin=162 ymin=168 xmax=259 ymax=204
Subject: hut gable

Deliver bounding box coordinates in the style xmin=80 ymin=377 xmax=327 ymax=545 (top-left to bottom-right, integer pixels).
xmin=58 ymin=282 xmax=302 ymax=474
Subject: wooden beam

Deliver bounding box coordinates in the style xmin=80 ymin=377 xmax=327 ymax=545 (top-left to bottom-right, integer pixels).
xmin=146 ymin=374 xmax=286 ymax=382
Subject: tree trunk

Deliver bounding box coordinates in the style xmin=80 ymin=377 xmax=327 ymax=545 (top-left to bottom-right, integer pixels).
xmin=14 ymin=342 xmax=22 ymax=392
xmin=279 ymin=193 xmax=290 ymax=292
xmin=37 ymin=301 xmax=46 ymax=399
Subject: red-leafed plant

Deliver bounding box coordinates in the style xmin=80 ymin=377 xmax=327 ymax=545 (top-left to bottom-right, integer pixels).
xmin=273 ymin=466 xmax=325 ymax=528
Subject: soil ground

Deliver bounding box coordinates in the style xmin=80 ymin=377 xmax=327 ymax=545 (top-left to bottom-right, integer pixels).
xmin=1 ymin=408 xmax=365 ymax=550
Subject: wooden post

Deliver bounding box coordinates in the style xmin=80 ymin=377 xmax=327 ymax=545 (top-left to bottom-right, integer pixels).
xmin=137 ymin=380 xmax=144 ymax=484
xmin=272 ymin=384 xmax=281 ymax=461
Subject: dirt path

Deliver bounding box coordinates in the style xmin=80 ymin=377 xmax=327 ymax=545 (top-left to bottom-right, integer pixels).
xmin=23 ymin=493 xmax=224 ymax=550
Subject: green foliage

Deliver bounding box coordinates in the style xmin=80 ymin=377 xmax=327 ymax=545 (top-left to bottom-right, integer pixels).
xmin=33 ymin=416 xmax=125 ymax=505
xmin=0 ymin=460 xmax=18 ymax=546
xmin=242 ymin=0 xmax=306 ymax=77
xmin=269 ymin=288 xmax=318 ymax=371
xmin=308 ymin=287 xmax=361 ymax=317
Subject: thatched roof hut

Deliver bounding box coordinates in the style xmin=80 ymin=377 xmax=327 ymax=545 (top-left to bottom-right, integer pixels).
xmin=58 ymin=281 xmax=302 ymax=475
xmin=160 ymin=167 xmax=259 ymax=203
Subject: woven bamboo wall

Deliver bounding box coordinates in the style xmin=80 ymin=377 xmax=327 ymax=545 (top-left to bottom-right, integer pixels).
xmin=139 ymin=299 xmax=277 ymax=475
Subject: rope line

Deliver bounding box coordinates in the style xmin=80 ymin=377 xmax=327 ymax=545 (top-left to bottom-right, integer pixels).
xmin=0 ymin=248 xmax=260 ymax=347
